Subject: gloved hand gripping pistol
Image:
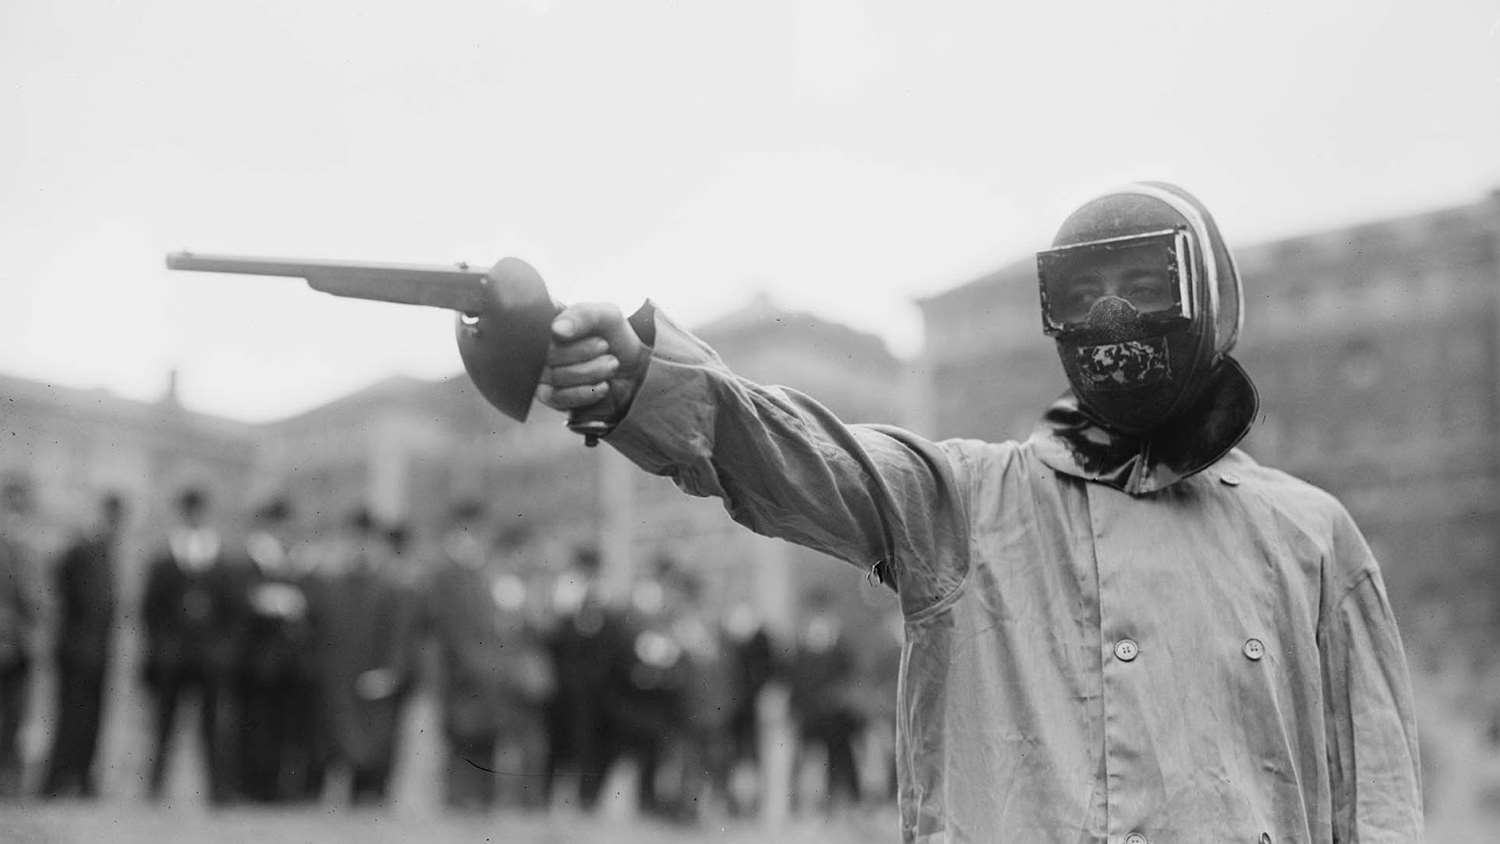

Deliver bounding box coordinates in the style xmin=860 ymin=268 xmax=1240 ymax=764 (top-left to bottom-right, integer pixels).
xmin=165 ymin=252 xmax=625 ymax=445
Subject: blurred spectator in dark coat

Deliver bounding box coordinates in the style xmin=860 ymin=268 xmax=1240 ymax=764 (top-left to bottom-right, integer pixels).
xmin=140 ymin=486 xmax=249 ymax=804
xmin=667 ymin=567 xmax=736 ymax=822
xmin=288 ymin=532 xmax=338 ymax=803
xmin=40 ymin=492 xmax=125 ymax=799
xmin=487 ymin=529 xmax=554 ymax=811
xmin=723 ymin=599 xmax=775 ymax=816
xmin=311 ymin=510 xmax=422 ymax=806
xmin=601 ymin=558 xmax=690 ymax=819
xmin=0 ymin=475 xmax=41 ymax=798
xmin=860 ymin=607 xmax=903 ymax=804
xmin=235 ymin=497 xmax=317 ymax=803
xmin=543 ymin=545 xmax=631 ymax=810
xmin=425 ymin=504 xmax=553 ymax=812
xmin=788 ymin=587 xmax=863 ymax=812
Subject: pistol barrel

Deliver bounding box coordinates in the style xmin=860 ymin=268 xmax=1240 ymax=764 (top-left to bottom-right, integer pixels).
xmin=165 ymin=251 xmax=492 ymax=315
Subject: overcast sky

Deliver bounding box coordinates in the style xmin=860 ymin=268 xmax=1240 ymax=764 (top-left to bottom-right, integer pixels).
xmin=4 ymin=0 xmax=1499 ymax=422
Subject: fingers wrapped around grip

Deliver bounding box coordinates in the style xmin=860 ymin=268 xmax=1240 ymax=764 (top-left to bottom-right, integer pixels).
xmin=535 ymin=301 xmax=649 ymax=414
xmin=546 ymin=336 xmax=610 ymax=366
xmin=541 ymin=351 xmax=619 ymax=387
xmin=537 ymin=381 xmax=610 ymax=409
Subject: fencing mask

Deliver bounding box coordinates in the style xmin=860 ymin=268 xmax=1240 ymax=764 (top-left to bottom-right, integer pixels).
xmin=1037 ymin=182 xmax=1243 ymax=436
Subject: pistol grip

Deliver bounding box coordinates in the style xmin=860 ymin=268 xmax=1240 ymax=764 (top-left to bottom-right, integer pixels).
xmin=561 ymin=299 xmax=652 ymax=447
xmin=567 ymin=402 xmax=616 ymax=447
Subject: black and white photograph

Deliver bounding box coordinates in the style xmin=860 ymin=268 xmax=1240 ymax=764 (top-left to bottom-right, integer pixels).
xmin=3 ymin=1 xmax=1499 ymax=841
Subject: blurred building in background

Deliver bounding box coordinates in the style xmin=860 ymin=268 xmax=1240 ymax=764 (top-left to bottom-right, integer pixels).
xmin=250 ymin=374 xmax=479 ymax=530
xmin=916 ymin=187 xmax=1500 ymax=670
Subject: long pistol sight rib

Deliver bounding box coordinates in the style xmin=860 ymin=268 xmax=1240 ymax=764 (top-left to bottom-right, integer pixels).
xmin=164 ymin=249 xmax=621 ymax=443
xmin=165 ymin=251 xmax=492 ymax=315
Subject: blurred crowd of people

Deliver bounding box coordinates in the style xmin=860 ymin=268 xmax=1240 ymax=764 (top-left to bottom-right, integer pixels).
xmin=0 ymin=475 xmax=901 ymax=822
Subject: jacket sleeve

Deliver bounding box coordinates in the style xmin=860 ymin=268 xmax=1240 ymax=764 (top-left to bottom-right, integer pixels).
xmin=605 ymin=307 xmax=971 ymax=612
xmin=1318 ymin=511 xmax=1423 ymax=842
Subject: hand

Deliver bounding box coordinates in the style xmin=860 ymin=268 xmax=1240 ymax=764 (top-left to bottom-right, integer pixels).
xmin=536 ymin=302 xmax=650 ymax=414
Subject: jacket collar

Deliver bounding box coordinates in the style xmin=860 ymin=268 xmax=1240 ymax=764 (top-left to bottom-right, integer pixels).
xmin=1027 ymin=356 xmax=1259 ymax=495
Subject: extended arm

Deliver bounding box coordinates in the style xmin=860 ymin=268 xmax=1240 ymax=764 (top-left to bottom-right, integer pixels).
xmin=538 ymin=302 xmax=970 ymax=610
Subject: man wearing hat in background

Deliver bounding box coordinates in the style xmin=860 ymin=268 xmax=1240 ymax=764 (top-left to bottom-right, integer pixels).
xmin=312 ymin=508 xmax=422 ymax=806
xmin=235 ymin=496 xmax=316 ymax=803
xmin=536 ymin=183 xmax=1423 ymax=841
xmin=424 ymin=501 xmax=555 ymax=812
xmin=425 ymin=498 xmax=507 ymax=811
xmin=140 ymin=486 xmax=247 ymax=805
xmin=542 ymin=544 xmax=632 ymax=810
xmin=40 ymin=491 xmax=126 ymax=799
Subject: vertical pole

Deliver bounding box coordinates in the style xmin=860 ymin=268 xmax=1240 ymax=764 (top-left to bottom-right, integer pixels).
xmin=753 ymin=536 xmax=796 ymax=640
xmin=753 ymin=537 xmax=796 ymax=827
xmin=597 ymin=445 xmax=636 ymax=604
xmin=367 ymin=417 xmax=408 ymax=523
xmin=596 ymin=445 xmax=641 ymax=814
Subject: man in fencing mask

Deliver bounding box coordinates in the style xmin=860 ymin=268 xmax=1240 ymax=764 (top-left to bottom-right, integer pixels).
xmin=1035 ymin=182 xmax=1261 ymax=494
xmin=535 ymin=182 xmax=1423 ymax=842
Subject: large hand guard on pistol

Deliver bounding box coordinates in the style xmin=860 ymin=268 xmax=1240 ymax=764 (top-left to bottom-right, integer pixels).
xmin=165 ymin=252 xmax=622 ymax=445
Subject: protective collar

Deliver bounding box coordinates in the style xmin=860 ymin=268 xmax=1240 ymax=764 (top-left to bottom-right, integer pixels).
xmin=1027 ymin=356 xmax=1259 ymax=495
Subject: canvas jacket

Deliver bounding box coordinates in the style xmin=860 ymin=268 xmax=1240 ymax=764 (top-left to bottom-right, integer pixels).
xmin=606 ymin=311 xmax=1423 ymax=843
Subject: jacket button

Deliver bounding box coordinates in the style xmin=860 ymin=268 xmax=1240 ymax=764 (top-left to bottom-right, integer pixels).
xmin=1125 ymin=834 xmax=1148 ymax=844
xmin=1220 ymin=473 xmax=1241 ymax=486
xmin=1114 ymin=638 xmax=1140 ymax=662
xmin=1243 ymin=638 xmax=1266 ymax=661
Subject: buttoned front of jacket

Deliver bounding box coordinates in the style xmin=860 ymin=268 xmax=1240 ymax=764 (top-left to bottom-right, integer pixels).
xmin=908 ymin=442 xmax=1363 ymax=842
xmin=606 ymin=312 xmax=1422 ymax=843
